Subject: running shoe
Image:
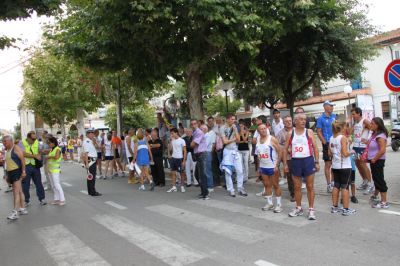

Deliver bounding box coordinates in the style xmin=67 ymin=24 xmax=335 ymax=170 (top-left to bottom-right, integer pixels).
xmin=363 ymin=185 xmax=374 ymax=195
xmin=208 ymin=188 xmax=214 ymax=193
xmin=167 ymin=186 xmax=177 ymax=193
xmin=40 ymin=200 xmax=47 ymax=206
xmin=331 ymin=206 xmax=339 ymax=213
xmin=180 ymin=186 xmax=186 ymax=193
xmin=43 ymin=186 xmax=49 ymax=191
xmin=357 ymin=181 xmax=368 ymax=190
xmin=238 ymin=189 xmax=248 ymax=197
xmin=229 ymin=190 xmax=236 ymax=197
xmin=256 ymin=191 xmax=264 ymax=197
xmin=288 ymin=207 xmax=304 ymax=217
xmin=342 ymin=208 xmax=356 ymax=216
xmin=203 ymin=195 xmax=210 ymax=200
xmin=139 ymin=185 xmax=146 ymax=191
xmin=327 ymin=184 xmax=333 ymax=193
xmin=301 ymin=183 xmax=306 ymax=190
xmin=351 ymin=196 xmax=359 ymax=204
xmin=262 ymin=203 xmax=274 ymax=211
xmin=150 ymin=182 xmax=155 ymax=191
xmin=308 ymin=208 xmax=316 ymax=220
xmin=7 ymin=210 xmax=19 ymax=220
xmin=5 ymin=186 xmax=12 ymax=193
xmin=25 ymin=201 xmax=31 ymax=207
xmin=279 ymin=178 xmax=287 ymax=185
xmin=372 ymin=202 xmax=389 ymax=209
xmin=273 ymin=205 xmax=283 ymax=213
xmin=18 ymin=208 xmax=28 ymax=215
xmin=370 ymin=195 xmax=379 ymax=203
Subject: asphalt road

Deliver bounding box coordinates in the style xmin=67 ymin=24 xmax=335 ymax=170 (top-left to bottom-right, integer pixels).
xmin=0 ymin=149 xmax=399 ymax=266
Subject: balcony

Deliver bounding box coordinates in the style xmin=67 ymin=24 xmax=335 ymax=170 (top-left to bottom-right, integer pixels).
xmin=321 ymin=81 xmax=371 ymax=96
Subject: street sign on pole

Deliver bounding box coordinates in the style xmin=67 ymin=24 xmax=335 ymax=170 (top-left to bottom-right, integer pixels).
xmin=384 ymin=59 xmax=400 ymax=92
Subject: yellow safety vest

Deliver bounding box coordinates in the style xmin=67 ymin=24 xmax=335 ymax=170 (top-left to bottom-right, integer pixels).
xmin=48 ymin=147 xmax=62 ymax=174
xmin=22 ymin=139 xmax=39 ymax=166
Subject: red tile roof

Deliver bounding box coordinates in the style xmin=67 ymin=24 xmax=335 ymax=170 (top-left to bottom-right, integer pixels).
xmin=369 ymin=28 xmax=400 ymax=46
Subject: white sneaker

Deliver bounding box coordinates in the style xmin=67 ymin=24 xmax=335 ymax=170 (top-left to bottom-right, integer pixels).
xmin=301 ymin=183 xmax=306 ymax=189
xmin=279 ymin=179 xmax=287 ymax=185
xmin=7 ymin=210 xmax=19 ymax=220
xmin=273 ymin=205 xmax=283 ymax=213
xmin=208 ymin=188 xmax=214 ymax=193
xmin=18 ymin=208 xmax=28 ymax=215
xmin=43 ymin=186 xmax=49 ymax=191
xmin=181 ymin=186 xmax=186 ymax=193
xmin=139 ymin=185 xmax=146 ymax=191
xmin=262 ymin=203 xmax=274 ymax=211
xmin=167 ymin=186 xmax=177 ymax=193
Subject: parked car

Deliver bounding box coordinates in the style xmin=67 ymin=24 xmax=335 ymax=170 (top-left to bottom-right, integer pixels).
xmin=391 ymin=121 xmax=400 ymax=152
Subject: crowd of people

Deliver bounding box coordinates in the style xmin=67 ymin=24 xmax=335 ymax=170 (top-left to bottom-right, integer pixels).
xmin=1 ymin=101 xmax=391 ymax=221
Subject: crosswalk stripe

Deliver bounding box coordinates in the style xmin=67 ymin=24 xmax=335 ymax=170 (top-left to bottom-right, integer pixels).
xmin=93 ymin=214 xmax=205 ymax=266
xmin=146 ymin=204 xmax=271 ymax=244
xmin=104 ymin=201 xmax=127 ymax=210
xmin=189 ymin=199 xmax=310 ymax=227
xmin=35 ymin=224 xmax=110 ymax=266
xmin=61 ymin=182 xmax=72 ymax=187
xmin=254 ymin=259 xmax=279 ymax=266
xmin=379 ymin=210 xmax=400 ymax=216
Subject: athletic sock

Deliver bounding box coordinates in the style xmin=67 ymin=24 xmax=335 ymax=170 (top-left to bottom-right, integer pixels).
xmin=276 ymin=196 xmax=282 ymax=206
xmin=266 ymin=196 xmax=273 ymax=205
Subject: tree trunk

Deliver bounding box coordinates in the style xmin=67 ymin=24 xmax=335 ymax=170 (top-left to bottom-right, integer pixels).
xmin=76 ymin=107 xmax=86 ymax=136
xmin=185 ymin=63 xmax=204 ymax=120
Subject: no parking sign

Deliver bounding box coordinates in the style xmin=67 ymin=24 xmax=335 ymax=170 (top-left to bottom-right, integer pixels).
xmin=384 ymin=59 xmax=400 ymax=92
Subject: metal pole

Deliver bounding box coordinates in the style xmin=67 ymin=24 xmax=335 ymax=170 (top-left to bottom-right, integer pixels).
xmin=224 ymin=90 xmax=229 ymax=113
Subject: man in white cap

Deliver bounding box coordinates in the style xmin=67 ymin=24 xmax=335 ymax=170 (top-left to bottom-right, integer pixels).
xmin=316 ymin=100 xmax=336 ymax=193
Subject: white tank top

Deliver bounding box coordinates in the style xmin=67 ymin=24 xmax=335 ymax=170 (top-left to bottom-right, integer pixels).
xmin=330 ymin=135 xmax=351 ymax=169
xmin=353 ymin=119 xmax=369 ymax=148
xmin=104 ymin=139 xmax=113 ymax=157
xmin=125 ymin=136 xmax=135 ymax=158
xmin=257 ymin=135 xmax=278 ymax=169
xmin=291 ymin=129 xmax=312 ymax=158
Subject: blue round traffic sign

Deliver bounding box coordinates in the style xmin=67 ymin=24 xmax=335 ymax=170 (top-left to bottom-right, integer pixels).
xmin=384 ymin=59 xmax=400 ymax=92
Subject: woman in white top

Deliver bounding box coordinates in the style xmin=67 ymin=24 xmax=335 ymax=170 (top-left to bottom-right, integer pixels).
xmin=103 ymin=134 xmax=115 ymax=179
xmin=328 ymin=121 xmax=355 ymax=216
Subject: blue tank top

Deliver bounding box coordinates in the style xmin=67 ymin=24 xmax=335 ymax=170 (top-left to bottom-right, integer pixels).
xmin=136 ymin=140 xmax=150 ymax=166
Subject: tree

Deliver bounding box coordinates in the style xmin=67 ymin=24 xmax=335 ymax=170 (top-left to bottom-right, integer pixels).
xmin=23 ymin=50 xmax=102 ymax=135
xmin=104 ymin=104 xmax=156 ymax=131
xmin=50 ymin=0 xmax=261 ymax=119
xmin=231 ymin=0 xmax=376 ymax=116
xmin=204 ymin=96 xmax=242 ymax=118
xmin=0 ymin=0 xmax=62 ymax=49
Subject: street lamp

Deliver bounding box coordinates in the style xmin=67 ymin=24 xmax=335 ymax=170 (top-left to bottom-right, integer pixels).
xmin=343 ymin=85 xmax=352 ymax=117
xmin=223 ymin=88 xmax=229 ymax=113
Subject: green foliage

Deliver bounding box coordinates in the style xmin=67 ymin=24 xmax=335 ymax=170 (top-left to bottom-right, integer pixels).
xmin=48 ymin=0 xmax=262 ymax=118
xmin=105 ymin=105 xmax=156 ymax=131
xmin=204 ymin=96 xmax=242 ymax=118
xmin=13 ymin=123 xmax=21 ymax=141
xmin=232 ymin=0 xmax=376 ymax=115
xmin=0 ymin=0 xmax=62 ymax=49
xmin=22 ymin=51 xmax=102 ymax=127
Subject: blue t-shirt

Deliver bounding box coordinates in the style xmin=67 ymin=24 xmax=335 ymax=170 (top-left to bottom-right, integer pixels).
xmin=316 ymin=113 xmax=336 ymax=142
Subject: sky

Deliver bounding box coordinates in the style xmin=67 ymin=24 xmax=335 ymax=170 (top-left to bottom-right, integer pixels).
xmin=0 ymin=0 xmax=400 ymax=131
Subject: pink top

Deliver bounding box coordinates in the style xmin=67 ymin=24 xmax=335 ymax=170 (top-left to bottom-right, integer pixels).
xmin=367 ymin=133 xmax=387 ymax=160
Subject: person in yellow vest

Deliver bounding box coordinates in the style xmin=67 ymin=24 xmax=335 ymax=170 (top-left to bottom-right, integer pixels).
xmin=2 ymin=135 xmax=28 ymax=220
xmin=46 ymin=137 xmax=65 ymax=205
xmin=20 ymin=131 xmax=47 ymax=206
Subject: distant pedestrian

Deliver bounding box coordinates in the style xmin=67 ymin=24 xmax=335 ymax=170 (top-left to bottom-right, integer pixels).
xmin=82 ymin=129 xmax=102 ymax=196
xmin=202 ymin=124 xmax=216 ymax=191
xmin=238 ymin=121 xmax=250 ymax=182
xmin=271 ymin=109 xmax=284 ymax=136
xmin=94 ymin=130 xmax=104 ymax=178
xmin=167 ymin=128 xmax=187 ymax=193
xmin=149 ymin=128 xmax=165 ymax=187
xmin=183 ymin=128 xmax=198 ymax=187
xmin=103 ymin=133 xmax=115 ymax=179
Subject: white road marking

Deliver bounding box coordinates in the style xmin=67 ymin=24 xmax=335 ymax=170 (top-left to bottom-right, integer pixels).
xmin=254 ymin=259 xmax=279 ymax=266
xmin=104 ymin=201 xmax=127 ymax=210
xmin=80 ymin=190 xmax=88 ymax=195
xmin=61 ymin=182 xmax=72 ymax=187
xmin=35 ymin=224 xmax=110 ymax=266
xmin=189 ymin=199 xmax=310 ymax=227
xmin=379 ymin=210 xmax=400 ymax=216
xmin=146 ymin=204 xmax=271 ymax=244
xmin=93 ymin=214 xmax=205 ymax=266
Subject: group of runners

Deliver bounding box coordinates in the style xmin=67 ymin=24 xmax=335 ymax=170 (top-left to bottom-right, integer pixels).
xmin=1 ymin=100 xmax=390 ymax=221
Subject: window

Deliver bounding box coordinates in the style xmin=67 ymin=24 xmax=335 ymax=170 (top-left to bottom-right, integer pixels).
xmin=381 ymin=101 xmax=390 ymax=120
xmin=395 ymin=51 xmax=400 ymax=60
